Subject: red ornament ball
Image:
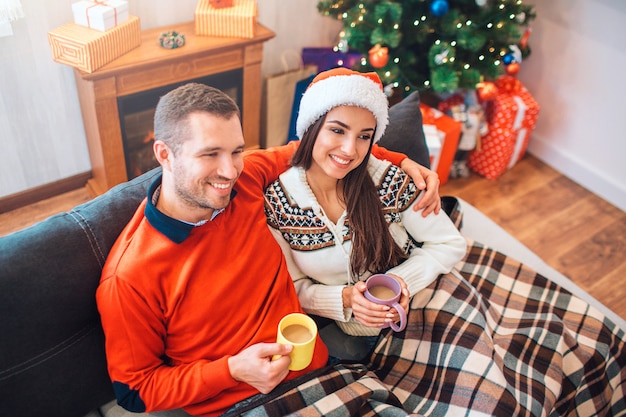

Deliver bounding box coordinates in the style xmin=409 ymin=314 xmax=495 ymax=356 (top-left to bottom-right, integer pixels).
xmin=477 ymin=82 xmax=497 ymax=101
xmin=506 ymin=62 xmax=520 ymax=75
xmin=368 ymin=45 xmax=389 ymax=69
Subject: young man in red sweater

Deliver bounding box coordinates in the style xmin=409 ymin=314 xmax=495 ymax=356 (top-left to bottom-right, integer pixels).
xmin=96 ymin=82 xmax=440 ymax=416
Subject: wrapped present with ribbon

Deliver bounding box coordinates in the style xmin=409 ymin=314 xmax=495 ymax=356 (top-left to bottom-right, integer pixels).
xmin=468 ymin=76 xmax=540 ymax=180
xmin=48 ymin=15 xmax=141 ymax=73
xmin=438 ymin=91 xmax=487 ymax=153
xmin=195 ymin=0 xmax=257 ymax=38
xmin=420 ymin=104 xmax=462 ymax=185
xmin=71 ymin=0 xmax=128 ymax=32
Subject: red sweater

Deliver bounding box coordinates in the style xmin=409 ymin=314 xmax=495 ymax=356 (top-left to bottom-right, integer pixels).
xmin=96 ymin=143 xmax=404 ymax=416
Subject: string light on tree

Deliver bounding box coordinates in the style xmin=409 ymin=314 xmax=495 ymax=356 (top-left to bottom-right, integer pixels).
xmin=318 ymin=0 xmax=535 ymax=93
xmin=336 ymin=31 xmax=349 ymax=53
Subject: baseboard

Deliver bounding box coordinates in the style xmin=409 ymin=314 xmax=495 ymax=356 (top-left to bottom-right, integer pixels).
xmin=0 ymin=172 xmax=92 ymax=214
xmin=527 ymin=137 xmax=626 ymax=212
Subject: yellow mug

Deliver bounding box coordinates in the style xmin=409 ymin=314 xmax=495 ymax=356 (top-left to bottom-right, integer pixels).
xmin=275 ymin=313 xmax=317 ymax=371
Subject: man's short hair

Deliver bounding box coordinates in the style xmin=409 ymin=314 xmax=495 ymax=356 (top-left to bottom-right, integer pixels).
xmin=154 ymin=83 xmax=240 ymax=154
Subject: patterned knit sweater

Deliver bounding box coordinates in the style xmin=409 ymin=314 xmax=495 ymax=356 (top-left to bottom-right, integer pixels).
xmin=264 ymin=156 xmax=467 ymax=336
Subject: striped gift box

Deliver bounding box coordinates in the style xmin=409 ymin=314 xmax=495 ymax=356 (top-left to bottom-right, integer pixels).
xmin=195 ymin=0 xmax=257 ymax=39
xmin=48 ymin=15 xmax=141 ymax=73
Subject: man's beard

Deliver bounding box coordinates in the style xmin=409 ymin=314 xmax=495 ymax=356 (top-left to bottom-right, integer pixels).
xmin=173 ymin=177 xmax=231 ymax=212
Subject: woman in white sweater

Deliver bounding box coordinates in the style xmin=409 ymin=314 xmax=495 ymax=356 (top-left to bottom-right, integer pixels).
xmin=264 ymin=68 xmax=467 ymax=361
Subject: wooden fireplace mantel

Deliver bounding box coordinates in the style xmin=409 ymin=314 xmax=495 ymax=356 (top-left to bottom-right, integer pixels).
xmin=74 ymin=21 xmax=275 ymax=196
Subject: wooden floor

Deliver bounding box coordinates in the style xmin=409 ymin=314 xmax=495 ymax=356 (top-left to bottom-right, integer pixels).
xmin=1 ymin=155 xmax=625 ymax=320
xmin=441 ymin=155 xmax=626 ymax=321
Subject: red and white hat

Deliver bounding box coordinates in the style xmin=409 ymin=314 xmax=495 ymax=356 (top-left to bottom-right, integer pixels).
xmin=296 ymin=68 xmax=389 ymax=143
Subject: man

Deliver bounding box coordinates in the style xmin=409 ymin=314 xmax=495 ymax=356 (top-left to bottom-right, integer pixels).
xmin=96 ymin=83 xmax=440 ymax=416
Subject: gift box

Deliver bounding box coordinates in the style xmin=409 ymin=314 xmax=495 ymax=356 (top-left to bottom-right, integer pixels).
xmin=72 ymin=0 xmax=129 ymax=32
xmin=438 ymin=91 xmax=486 ymax=153
xmin=210 ymin=0 xmax=233 ymax=7
xmin=301 ymin=47 xmax=363 ymax=71
xmin=468 ymin=76 xmax=540 ymax=179
xmin=420 ymin=104 xmax=462 ymax=185
xmin=48 ymin=15 xmax=141 ymax=73
xmin=195 ymin=0 xmax=257 ymax=38
xmin=423 ymin=124 xmax=443 ymax=172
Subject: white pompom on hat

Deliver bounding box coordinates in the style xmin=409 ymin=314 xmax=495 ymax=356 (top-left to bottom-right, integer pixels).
xmin=295 ymin=67 xmax=389 ymax=143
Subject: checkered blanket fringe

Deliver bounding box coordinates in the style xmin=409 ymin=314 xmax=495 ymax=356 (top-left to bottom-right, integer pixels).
xmin=223 ymin=240 xmax=626 ymax=417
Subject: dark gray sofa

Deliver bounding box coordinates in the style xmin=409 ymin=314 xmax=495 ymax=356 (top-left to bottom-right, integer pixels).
xmin=0 ymin=91 xmax=428 ymax=417
xmin=0 ymin=168 xmax=162 ymax=417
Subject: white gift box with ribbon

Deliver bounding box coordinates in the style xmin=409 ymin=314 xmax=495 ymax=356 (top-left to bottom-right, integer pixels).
xmin=72 ymin=0 xmax=128 ymax=32
xmin=423 ymin=124 xmax=443 ymax=171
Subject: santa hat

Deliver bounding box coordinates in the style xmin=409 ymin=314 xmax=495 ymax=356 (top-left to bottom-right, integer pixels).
xmin=296 ymin=68 xmax=389 ymax=143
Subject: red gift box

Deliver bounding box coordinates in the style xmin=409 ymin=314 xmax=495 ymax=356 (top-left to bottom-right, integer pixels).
xmin=420 ymin=104 xmax=462 ymax=185
xmin=437 ymin=94 xmax=464 ymax=114
xmin=468 ymin=76 xmax=540 ymax=179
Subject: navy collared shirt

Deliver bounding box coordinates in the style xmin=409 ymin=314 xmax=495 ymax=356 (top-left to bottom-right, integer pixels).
xmin=144 ymin=174 xmax=235 ymax=244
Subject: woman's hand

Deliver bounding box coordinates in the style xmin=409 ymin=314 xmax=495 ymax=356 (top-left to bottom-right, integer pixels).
xmin=388 ymin=274 xmax=410 ymax=320
xmin=342 ymin=280 xmax=409 ymax=328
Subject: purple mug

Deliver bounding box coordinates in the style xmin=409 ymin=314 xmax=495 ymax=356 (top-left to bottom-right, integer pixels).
xmin=363 ymin=274 xmax=407 ymax=332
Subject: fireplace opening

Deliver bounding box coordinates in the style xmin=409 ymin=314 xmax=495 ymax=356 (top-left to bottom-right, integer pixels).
xmin=117 ymin=68 xmax=243 ymax=180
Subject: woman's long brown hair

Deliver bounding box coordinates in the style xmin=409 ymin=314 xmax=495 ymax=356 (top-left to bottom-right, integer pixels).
xmin=291 ymin=114 xmax=408 ymax=280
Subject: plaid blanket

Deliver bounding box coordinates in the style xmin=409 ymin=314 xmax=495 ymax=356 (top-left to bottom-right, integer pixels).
xmin=223 ymin=241 xmax=626 ymax=416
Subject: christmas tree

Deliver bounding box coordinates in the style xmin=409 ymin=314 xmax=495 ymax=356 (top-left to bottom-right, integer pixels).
xmin=317 ymin=0 xmax=536 ymax=95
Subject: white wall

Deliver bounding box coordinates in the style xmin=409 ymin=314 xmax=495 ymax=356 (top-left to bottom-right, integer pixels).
xmin=255 ymin=1 xmax=342 ymax=76
xmin=518 ymin=0 xmax=626 ymax=211
xmin=1 ymin=0 xmax=624 ymax=213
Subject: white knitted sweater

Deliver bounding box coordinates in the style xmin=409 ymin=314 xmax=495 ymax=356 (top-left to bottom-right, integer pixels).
xmin=264 ymin=156 xmax=467 ymax=336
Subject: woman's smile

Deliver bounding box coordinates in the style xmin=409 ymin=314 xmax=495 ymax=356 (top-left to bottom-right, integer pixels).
xmin=329 ymin=153 xmax=352 ymax=166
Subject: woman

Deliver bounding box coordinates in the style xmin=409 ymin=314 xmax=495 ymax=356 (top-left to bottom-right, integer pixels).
xmin=264 ymin=68 xmax=467 ymax=361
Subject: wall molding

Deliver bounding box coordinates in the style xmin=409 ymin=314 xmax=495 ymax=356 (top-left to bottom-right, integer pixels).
xmin=0 ymin=171 xmax=91 ymax=214
xmin=528 ymin=137 xmax=626 ymax=212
